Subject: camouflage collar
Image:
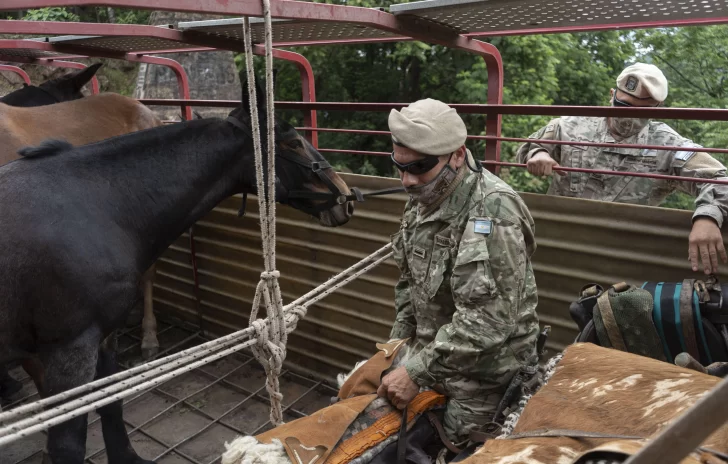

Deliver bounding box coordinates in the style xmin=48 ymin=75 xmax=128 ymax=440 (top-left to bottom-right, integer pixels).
xmin=418 ymin=167 xmax=479 ymax=224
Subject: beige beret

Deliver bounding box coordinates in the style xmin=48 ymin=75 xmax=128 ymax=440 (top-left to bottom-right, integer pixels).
xmin=616 ymin=63 xmax=668 ymax=102
xmin=388 ymin=98 xmax=467 ymax=156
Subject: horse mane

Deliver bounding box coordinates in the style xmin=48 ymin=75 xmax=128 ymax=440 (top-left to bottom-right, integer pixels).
xmin=17 ymin=139 xmax=74 ymax=159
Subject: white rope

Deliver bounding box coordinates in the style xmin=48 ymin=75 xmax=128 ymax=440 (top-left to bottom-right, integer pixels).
xmin=0 ymin=244 xmax=393 ymax=446
xmin=240 ymin=0 xmax=288 ymax=427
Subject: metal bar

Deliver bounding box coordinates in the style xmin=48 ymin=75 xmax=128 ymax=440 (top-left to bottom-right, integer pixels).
xmin=0 ymin=57 xmax=100 ymax=93
xmin=319 ymin=148 xmax=390 ymax=157
xmin=270 ymin=49 xmax=318 ymax=147
xmin=151 ymin=382 xmax=270 ymax=460
xmin=623 ymin=375 xmax=728 ymax=464
xmin=124 ymin=55 xmax=191 ymax=121
xmin=0 ymin=2 xmax=399 ymax=28
xmin=84 ymin=359 xmax=254 ymax=461
xmin=299 ymin=128 xmax=728 ymax=156
xmin=188 ymin=226 xmax=204 ymax=336
xmin=0 ymin=64 xmax=30 ymax=85
xmin=484 ymin=161 xmax=728 ymax=185
xmin=138 ymin=99 xmax=728 ymax=121
xmin=464 ymin=16 xmax=728 ymax=38
xmin=248 ymin=380 xmax=324 ymax=436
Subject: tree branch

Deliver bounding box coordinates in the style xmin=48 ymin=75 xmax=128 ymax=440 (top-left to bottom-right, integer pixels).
xmin=652 ymin=52 xmax=714 ymax=96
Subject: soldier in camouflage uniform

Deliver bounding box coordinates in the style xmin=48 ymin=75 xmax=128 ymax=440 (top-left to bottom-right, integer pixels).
xmin=377 ymin=99 xmax=540 ymax=444
xmin=517 ymin=63 xmax=728 ymax=275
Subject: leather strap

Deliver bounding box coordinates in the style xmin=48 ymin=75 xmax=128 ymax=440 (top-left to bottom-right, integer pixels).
xmin=426 ymin=411 xmax=463 ymax=454
xmin=680 ymin=279 xmax=701 ymax=360
xmin=597 ymin=290 xmax=627 ymax=351
xmin=397 ymin=405 xmax=408 ymax=464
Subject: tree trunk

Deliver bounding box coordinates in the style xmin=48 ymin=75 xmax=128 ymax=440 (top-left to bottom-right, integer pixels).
xmin=106 ymin=7 xmax=116 ymax=23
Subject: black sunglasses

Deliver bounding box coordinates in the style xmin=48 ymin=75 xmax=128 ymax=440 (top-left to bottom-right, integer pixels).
xmin=391 ymin=152 xmax=446 ymax=175
xmin=612 ymin=90 xmax=661 ymax=108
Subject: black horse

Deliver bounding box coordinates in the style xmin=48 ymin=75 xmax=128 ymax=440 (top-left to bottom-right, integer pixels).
xmin=0 ymin=63 xmax=101 ymax=107
xmin=0 ymin=77 xmax=354 ymax=464
xmin=0 ymin=62 xmax=103 ymax=406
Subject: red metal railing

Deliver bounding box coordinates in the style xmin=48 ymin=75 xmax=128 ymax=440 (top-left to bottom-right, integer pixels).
xmin=0 ymin=64 xmax=30 ymax=85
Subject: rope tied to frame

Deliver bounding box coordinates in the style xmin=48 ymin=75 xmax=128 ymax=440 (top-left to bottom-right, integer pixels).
xmin=241 ymin=0 xmax=288 ymax=426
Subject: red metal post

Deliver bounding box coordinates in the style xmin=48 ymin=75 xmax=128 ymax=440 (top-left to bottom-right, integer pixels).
xmin=268 ymin=48 xmax=318 ymax=148
xmin=126 ymin=54 xmax=192 ymax=121
xmin=0 ymin=64 xmax=30 ymax=85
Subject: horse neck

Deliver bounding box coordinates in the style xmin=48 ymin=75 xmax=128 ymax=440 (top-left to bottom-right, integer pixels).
xmin=94 ymin=119 xmax=253 ymax=268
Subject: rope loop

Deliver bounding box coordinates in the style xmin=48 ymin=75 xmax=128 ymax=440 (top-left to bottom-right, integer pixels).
xmin=260 ymin=270 xmax=281 ymax=280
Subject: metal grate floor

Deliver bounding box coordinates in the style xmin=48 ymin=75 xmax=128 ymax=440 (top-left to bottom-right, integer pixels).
xmin=2 ymin=318 xmax=337 ymax=464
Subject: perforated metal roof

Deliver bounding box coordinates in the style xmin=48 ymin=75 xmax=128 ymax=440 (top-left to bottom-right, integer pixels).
xmin=177 ymin=16 xmax=398 ymax=44
xmin=390 ymin=0 xmax=728 ymax=34
xmin=43 ymin=34 xmax=191 ymax=53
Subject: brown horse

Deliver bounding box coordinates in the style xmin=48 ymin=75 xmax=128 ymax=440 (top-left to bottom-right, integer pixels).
xmin=0 ymin=92 xmax=163 ymax=361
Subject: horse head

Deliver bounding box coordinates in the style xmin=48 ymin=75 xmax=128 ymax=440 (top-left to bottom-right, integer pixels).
xmin=0 ymin=63 xmax=102 ymax=107
xmin=230 ymin=74 xmax=354 ymax=227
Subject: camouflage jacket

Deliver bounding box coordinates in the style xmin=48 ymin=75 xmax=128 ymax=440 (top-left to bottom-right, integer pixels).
xmin=390 ymin=165 xmax=540 ymax=399
xmin=516 ymin=116 xmax=728 ymax=227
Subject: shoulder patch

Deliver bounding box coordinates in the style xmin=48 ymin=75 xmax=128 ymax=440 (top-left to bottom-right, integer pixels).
xmin=674 ymin=142 xmax=702 ymax=162
xmin=435 ymin=235 xmax=453 ymax=247
xmin=473 ymin=219 xmax=492 ymax=235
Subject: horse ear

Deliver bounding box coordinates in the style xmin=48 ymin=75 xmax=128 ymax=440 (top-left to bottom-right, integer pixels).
xmin=67 ymin=63 xmax=102 ymax=91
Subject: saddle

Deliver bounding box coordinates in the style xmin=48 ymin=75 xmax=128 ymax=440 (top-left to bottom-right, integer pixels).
xmin=255 ymin=339 xmax=446 ymax=464
xmin=571 ymin=277 xmax=728 ymax=366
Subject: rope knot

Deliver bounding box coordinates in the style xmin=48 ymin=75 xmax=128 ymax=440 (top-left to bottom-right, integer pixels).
xmin=260 ymin=270 xmax=280 ymax=280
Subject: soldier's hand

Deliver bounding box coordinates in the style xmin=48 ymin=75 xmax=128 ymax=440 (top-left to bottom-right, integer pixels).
xmin=377 ymin=366 xmax=419 ymax=410
xmin=689 ymin=217 xmax=727 ymax=274
xmin=526 ymin=151 xmax=564 ymax=176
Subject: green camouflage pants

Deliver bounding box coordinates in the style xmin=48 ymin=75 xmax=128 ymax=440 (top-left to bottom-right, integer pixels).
xmin=442 ymin=391 xmax=502 ymax=444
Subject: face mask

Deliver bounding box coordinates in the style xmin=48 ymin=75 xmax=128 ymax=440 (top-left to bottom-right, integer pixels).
xmin=607 ymin=117 xmax=650 ymax=139
xmin=405 ymin=163 xmax=458 ymax=206
xmin=608 ymin=93 xmax=651 ymax=138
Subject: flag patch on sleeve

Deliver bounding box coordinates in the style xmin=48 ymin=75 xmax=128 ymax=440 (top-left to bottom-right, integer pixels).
xmin=473 ymin=219 xmax=492 ymax=235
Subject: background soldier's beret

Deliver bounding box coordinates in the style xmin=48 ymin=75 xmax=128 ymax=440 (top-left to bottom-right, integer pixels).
xmin=388 ymin=98 xmax=467 ymax=156
xmin=616 ymin=63 xmax=668 ymax=102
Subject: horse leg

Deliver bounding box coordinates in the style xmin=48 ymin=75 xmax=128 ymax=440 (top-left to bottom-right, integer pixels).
xmin=96 ymin=335 xmax=154 ymax=464
xmin=140 ymin=264 xmax=158 ymax=360
xmin=0 ymin=364 xmax=23 ymax=405
xmin=39 ymin=326 xmax=101 ymax=464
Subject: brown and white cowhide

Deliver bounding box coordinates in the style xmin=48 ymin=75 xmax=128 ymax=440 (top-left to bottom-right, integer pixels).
xmin=461 ymin=343 xmax=728 ymax=464
xmin=221 ymin=346 xmax=412 ymax=464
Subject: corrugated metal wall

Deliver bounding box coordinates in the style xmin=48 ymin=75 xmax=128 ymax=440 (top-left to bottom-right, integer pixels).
xmin=153 ymin=173 xmax=728 ymax=382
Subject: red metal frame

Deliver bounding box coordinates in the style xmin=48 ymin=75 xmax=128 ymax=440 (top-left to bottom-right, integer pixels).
xmin=1 ymin=5 xmax=726 ymax=185
xmin=0 ymin=18 xmax=503 ymax=158
xmin=0 ymin=64 xmax=31 ymax=85
xmin=0 ymin=56 xmax=99 ymax=94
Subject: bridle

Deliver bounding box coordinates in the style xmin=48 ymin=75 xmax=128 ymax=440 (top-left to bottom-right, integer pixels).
xmin=226 ymin=116 xmax=405 ymax=217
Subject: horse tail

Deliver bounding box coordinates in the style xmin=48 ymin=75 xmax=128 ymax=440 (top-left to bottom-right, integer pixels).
xmin=17 ymin=139 xmax=73 ymax=159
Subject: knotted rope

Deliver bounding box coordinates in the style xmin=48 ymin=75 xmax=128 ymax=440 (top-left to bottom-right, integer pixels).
xmin=241 ymin=0 xmax=288 ymax=426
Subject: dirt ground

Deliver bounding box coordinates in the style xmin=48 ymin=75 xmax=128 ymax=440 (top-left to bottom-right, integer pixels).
xmin=2 ymin=318 xmax=336 ymax=464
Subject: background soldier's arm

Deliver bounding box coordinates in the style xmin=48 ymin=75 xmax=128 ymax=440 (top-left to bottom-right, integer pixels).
xmin=516 ymin=118 xmax=562 ymax=163
xmin=404 ymin=193 xmax=535 ymax=386
xmin=673 ymin=150 xmax=728 ymax=228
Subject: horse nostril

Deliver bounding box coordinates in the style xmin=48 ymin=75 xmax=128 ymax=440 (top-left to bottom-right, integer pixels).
xmin=346 ymin=201 xmax=354 ymax=217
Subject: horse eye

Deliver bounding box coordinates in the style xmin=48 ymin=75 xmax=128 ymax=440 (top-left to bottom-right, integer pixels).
xmin=287 ymin=139 xmax=304 ymax=150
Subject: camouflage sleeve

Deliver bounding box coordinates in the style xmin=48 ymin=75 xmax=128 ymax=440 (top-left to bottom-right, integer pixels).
xmin=405 ymin=192 xmax=535 ymax=387
xmin=673 ymin=150 xmax=728 ymax=228
xmin=390 ymin=231 xmax=417 ymax=340
xmin=390 ymin=276 xmax=416 ymax=340
xmin=516 ymin=118 xmax=562 ymax=164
